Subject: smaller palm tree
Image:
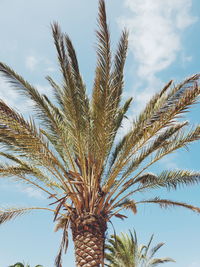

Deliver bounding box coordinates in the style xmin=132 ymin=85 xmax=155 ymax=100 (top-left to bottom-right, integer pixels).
xmin=105 ymin=230 xmax=175 ymax=267
xmin=8 ymin=263 xmax=43 ymax=267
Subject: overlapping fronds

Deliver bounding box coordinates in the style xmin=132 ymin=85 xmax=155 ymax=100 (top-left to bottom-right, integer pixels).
xmin=0 ymin=63 xmax=72 ymax=167
xmin=106 ymin=75 xmax=200 ymax=188
xmin=0 ymin=62 xmax=62 ymax=135
xmin=121 ymin=168 xmax=200 ymax=197
xmin=0 ymin=100 xmax=58 ymax=165
xmin=121 ymin=121 xmax=188 ymax=180
xmin=107 ymin=169 xmax=200 ymax=215
xmin=105 ymin=230 xmax=174 ymax=267
xmin=51 ymin=23 xmax=90 ymax=166
xmin=90 ymin=0 xmax=130 ymax=180
xmin=91 ymin=0 xmax=112 ymax=167
xmin=0 ymin=101 xmax=70 ymax=191
xmin=0 ymin=161 xmax=61 ymax=193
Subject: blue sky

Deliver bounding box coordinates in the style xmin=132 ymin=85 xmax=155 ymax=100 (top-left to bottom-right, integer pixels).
xmin=0 ymin=0 xmax=200 ymax=266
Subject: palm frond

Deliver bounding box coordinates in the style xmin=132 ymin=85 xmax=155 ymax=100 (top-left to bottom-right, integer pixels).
xmin=114 ymin=199 xmax=137 ymax=214
xmin=0 ymin=161 xmax=61 ymax=192
xmin=106 ymin=80 xmax=173 ymax=173
xmin=137 ymin=170 xmax=200 ymax=190
xmin=137 ymin=197 xmax=200 ymax=213
xmin=90 ymin=0 xmax=112 ymax=173
xmin=121 ymin=121 xmax=188 ymax=183
xmin=55 ymin=219 xmax=69 ymax=267
xmin=0 ymin=101 xmax=53 ymax=160
xmin=149 ymin=124 xmax=200 ymax=166
xmin=149 ymin=257 xmax=175 ymax=266
xmin=91 ymin=21 xmax=130 ymax=181
xmin=105 ymin=230 xmax=174 ymax=267
xmin=0 ymin=100 xmax=67 ymax=178
xmin=0 ymin=207 xmax=56 ymax=224
xmin=51 ymin=23 xmax=90 ymax=175
xmin=106 ymin=75 xmax=200 ymax=187
xmin=111 ymin=30 xmax=128 ymax=105
xmin=110 ymin=123 xmax=200 ymax=202
xmin=108 ymin=169 xmax=200 ymax=215
xmin=108 ymin=97 xmax=133 ymax=171
xmin=0 ymin=62 xmax=61 ymax=134
xmin=149 ymin=242 xmax=164 ymax=259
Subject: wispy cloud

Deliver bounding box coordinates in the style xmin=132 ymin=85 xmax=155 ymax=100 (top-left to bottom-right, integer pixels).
xmin=159 ymin=154 xmax=179 ymax=169
xmin=119 ymin=0 xmax=197 ymax=112
xmin=188 ymin=262 xmax=200 ymax=267
xmin=25 ymin=55 xmax=56 ymax=73
xmin=25 ymin=55 xmax=38 ymax=71
xmin=0 ymin=181 xmax=45 ymax=201
xmin=16 ymin=184 xmax=45 ymax=200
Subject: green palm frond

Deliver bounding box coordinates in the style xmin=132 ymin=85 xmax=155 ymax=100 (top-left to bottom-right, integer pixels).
xmin=137 ymin=170 xmax=200 ymax=190
xmin=0 ymin=62 xmax=59 ymax=133
xmin=106 ymin=75 xmax=200 ymax=188
xmin=137 ymin=197 xmax=200 ymax=213
xmin=149 ymin=243 xmax=165 ymax=259
xmin=108 ymin=80 xmax=172 ymax=169
xmin=108 ymin=124 xmax=200 ymax=203
xmin=0 ymin=207 xmax=32 ymax=224
xmin=0 ymin=100 xmax=59 ymax=166
xmin=105 ymin=230 xmax=175 ymax=267
xmin=51 ymin=23 xmax=90 ymax=162
xmin=111 ymin=30 xmax=128 ymax=104
xmin=0 ymin=162 xmax=61 ymax=193
xmin=109 ymin=170 xmax=200 ymax=213
xmin=149 ymin=258 xmax=175 ymax=266
xmin=91 ymin=0 xmax=112 ymax=171
xmin=0 ymin=207 xmax=56 ymax=224
xmin=121 ymin=121 xmax=188 ymax=180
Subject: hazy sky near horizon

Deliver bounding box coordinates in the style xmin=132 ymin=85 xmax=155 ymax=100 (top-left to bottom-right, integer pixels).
xmin=0 ymin=0 xmax=200 ymax=266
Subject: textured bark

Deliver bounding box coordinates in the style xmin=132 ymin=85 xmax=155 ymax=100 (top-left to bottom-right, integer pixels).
xmin=71 ymin=213 xmax=107 ymax=267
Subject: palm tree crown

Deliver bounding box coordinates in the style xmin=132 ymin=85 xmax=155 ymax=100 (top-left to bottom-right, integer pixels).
xmin=0 ymin=0 xmax=200 ymax=266
xmin=105 ymin=231 xmax=175 ymax=267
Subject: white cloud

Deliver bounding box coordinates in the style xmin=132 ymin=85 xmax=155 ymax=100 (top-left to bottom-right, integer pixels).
xmin=25 ymin=55 xmax=38 ymax=71
xmin=159 ymin=154 xmax=179 ymax=169
xmin=16 ymin=184 xmax=45 ymax=200
xmin=25 ymin=55 xmax=56 ymax=73
xmin=0 ymin=181 xmax=45 ymax=200
xmin=45 ymin=66 xmax=56 ymax=72
xmin=181 ymin=53 xmax=193 ymax=67
xmin=119 ymin=0 xmax=197 ymax=111
xmin=188 ymin=262 xmax=200 ymax=267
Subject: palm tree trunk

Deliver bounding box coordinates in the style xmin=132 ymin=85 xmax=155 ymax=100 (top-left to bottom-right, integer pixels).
xmin=71 ymin=213 xmax=107 ymax=267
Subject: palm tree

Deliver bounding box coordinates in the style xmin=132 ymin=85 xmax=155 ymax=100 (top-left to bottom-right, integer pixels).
xmin=0 ymin=0 xmax=200 ymax=266
xmin=105 ymin=231 xmax=175 ymax=267
xmin=8 ymin=263 xmax=43 ymax=267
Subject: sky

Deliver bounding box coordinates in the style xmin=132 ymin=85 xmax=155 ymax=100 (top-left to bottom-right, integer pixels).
xmin=0 ymin=0 xmax=200 ymax=266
